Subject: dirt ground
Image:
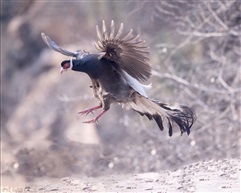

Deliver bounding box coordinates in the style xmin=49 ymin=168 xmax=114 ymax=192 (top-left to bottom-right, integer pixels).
xmin=1 ymin=158 xmax=240 ymax=192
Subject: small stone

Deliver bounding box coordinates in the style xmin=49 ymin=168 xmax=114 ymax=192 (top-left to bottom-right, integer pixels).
xmin=108 ymin=162 xmax=114 ymax=168
xmin=151 ymin=149 xmax=157 ymax=155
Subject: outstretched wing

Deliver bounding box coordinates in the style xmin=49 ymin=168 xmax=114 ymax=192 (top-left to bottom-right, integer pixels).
xmin=41 ymin=33 xmax=77 ymax=57
xmin=94 ymin=20 xmax=151 ymax=82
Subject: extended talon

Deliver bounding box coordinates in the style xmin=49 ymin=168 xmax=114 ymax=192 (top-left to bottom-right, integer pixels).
xmin=78 ymin=109 xmax=94 ymax=116
xmin=82 ymin=110 xmax=107 ymax=124
xmin=77 ymin=105 xmax=102 ymax=116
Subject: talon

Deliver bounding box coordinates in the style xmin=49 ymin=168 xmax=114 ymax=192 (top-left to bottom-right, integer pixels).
xmin=82 ymin=110 xmax=107 ymax=124
xmin=78 ymin=105 xmax=102 ymax=116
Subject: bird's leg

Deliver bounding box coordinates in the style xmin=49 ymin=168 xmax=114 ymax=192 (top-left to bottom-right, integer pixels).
xmin=82 ymin=94 xmax=111 ymax=124
xmin=82 ymin=110 xmax=108 ymax=124
xmin=78 ymin=105 xmax=102 ymax=116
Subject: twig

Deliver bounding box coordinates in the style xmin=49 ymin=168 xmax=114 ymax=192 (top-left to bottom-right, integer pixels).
xmin=164 ymin=1 xmax=235 ymax=65
xmin=152 ymin=70 xmax=241 ymax=94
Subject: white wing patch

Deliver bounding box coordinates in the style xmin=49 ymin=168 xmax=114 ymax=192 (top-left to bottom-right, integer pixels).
xmin=122 ymin=71 xmax=151 ymax=98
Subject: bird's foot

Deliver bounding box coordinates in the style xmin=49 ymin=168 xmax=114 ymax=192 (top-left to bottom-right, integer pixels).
xmin=78 ymin=105 xmax=102 ymax=116
xmin=83 ymin=118 xmax=98 ymax=124
xmin=83 ymin=110 xmax=107 ymax=124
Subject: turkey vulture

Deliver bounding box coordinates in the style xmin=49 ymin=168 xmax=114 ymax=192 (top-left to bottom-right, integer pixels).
xmin=41 ymin=20 xmax=196 ymax=136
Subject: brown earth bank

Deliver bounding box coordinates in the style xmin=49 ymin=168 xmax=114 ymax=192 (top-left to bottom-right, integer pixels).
xmin=1 ymin=158 xmax=240 ymax=193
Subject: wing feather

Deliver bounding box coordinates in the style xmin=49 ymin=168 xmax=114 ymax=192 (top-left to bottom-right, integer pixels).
xmin=109 ymin=20 xmax=115 ymax=39
xmin=115 ymin=23 xmax=124 ymax=39
xmin=96 ymin=25 xmax=102 ymax=42
xmin=95 ymin=20 xmax=151 ymax=82
xmin=120 ymin=29 xmax=133 ymax=41
xmin=41 ymin=33 xmax=77 ymax=57
xmin=102 ymin=20 xmax=108 ymax=40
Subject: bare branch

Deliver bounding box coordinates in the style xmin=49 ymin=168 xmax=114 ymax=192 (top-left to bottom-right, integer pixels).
xmin=164 ymin=1 xmax=235 ymax=64
xmin=177 ymin=30 xmax=227 ymax=37
xmin=152 ymin=70 xmax=241 ymax=94
xmin=205 ymin=2 xmax=229 ymax=30
xmin=155 ymin=4 xmax=176 ymax=17
xmin=217 ymin=70 xmax=236 ymax=93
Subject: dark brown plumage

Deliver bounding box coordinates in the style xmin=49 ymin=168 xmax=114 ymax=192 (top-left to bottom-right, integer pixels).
xmin=41 ymin=20 xmax=196 ymax=136
xmin=94 ymin=20 xmax=151 ymax=82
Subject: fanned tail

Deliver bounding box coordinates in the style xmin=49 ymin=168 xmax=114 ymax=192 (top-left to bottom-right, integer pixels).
xmin=130 ymin=93 xmax=196 ymax=136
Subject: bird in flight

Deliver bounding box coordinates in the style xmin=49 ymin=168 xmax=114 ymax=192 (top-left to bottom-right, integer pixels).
xmin=41 ymin=20 xmax=196 ymax=136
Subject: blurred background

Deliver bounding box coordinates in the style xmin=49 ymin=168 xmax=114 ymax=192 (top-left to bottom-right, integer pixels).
xmin=1 ymin=0 xmax=240 ymax=186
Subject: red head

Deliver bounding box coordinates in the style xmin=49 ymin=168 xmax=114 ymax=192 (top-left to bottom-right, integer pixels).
xmin=60 ymin=59 xmax=73 ymax=74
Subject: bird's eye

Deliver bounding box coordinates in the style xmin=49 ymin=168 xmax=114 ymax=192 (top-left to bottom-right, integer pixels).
xmin=63 ymin=62 xmax=70 ymax=69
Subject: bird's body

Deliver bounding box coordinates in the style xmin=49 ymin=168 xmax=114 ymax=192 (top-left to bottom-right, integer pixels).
xmin=67 ymin=54 xmax=150 ymax=117
xmin=70 ymin=54 xmax=136 ymax=104
xmin=41 ymin=20 xmax=196 ymax=136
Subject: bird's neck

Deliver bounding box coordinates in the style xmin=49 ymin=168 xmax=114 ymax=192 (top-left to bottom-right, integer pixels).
xmin=72 ymin=55 xmax=102 ymax=78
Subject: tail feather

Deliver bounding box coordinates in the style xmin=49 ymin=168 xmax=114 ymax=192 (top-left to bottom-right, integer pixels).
xmin=167 ymin=118 xmax=173 ymax=136
xmin=153 ymin=115 xmax=164 ymax=131
xmin=130 ymin=93 xmax=196 ymax=136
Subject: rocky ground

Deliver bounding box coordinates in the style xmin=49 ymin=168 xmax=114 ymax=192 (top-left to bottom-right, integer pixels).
xmin=2 ymin=158 xmax=240 ymax=192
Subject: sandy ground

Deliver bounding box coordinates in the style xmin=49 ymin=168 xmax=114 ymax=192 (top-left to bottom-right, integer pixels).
xmin=2 ymin=158 xmax=240 ymax=193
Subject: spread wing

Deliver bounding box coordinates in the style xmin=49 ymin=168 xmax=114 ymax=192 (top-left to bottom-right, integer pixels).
xmin=41 ymin=33 xmax=77 ymax=57
xmin=94 ymin=20 xmax=151 ymax=82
